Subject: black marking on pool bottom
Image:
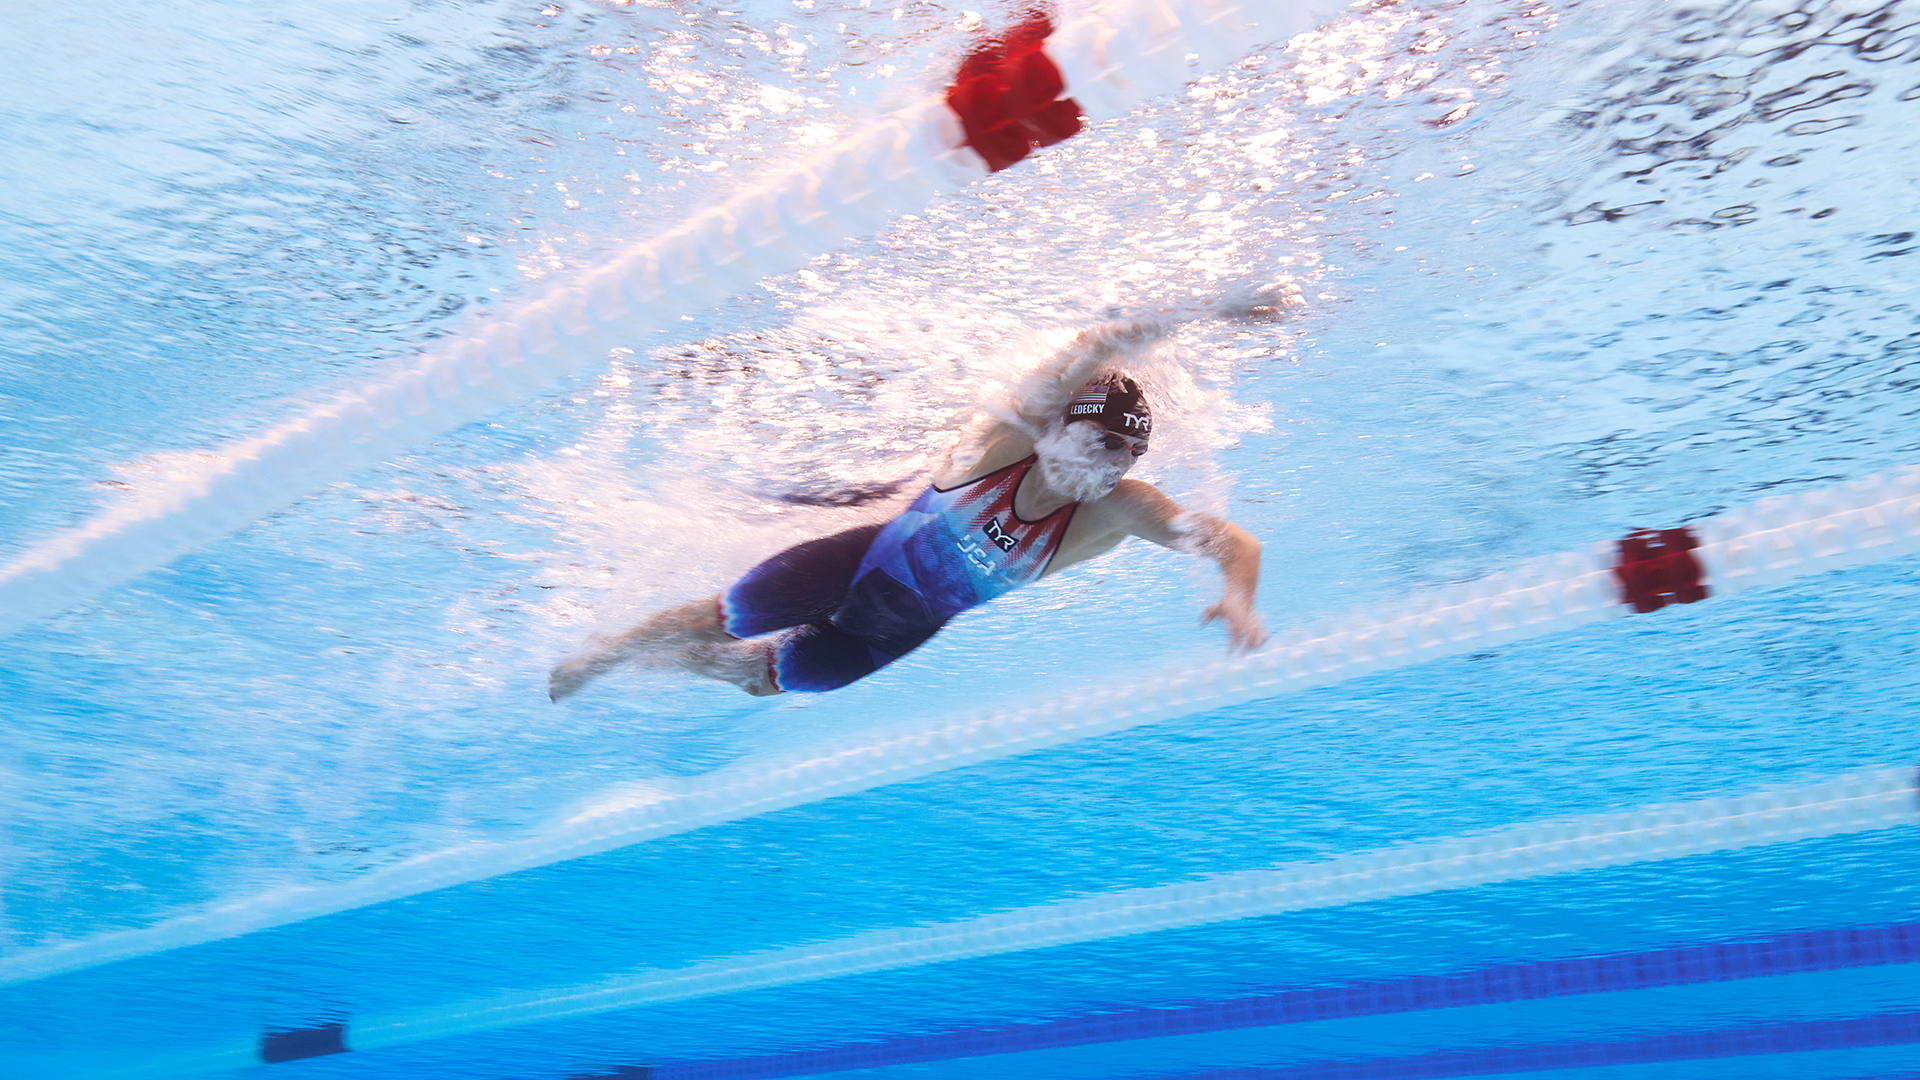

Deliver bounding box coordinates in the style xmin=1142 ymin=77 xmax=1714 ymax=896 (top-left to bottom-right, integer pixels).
xmin=575 ymin=922 xmax=1917 ymax=1079
xmin=260 ymin=1021 xmax=348 ymax=1064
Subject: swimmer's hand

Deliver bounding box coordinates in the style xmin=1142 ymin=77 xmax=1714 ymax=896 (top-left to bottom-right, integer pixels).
xmin=1202 ymin=598 xmax=1267 ymax=651
xmin=1085 ymin=319 xmax=1168 ymax=348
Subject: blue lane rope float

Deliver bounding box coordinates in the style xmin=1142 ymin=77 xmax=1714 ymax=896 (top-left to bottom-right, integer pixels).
xmin=7 ymin=466 xmax=1920 ymax=992
xmin=0 ymin=0 xmax=1344 ymax=642
xmin=92 ymin=767 xmax=1920 ymax=1077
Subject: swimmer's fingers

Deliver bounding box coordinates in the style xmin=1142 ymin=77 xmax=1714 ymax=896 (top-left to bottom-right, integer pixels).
xmin=1217 ymin=282 xmax=1304 ymax=324
xmin=1080 ymin=320 xmax=1168 ymax=355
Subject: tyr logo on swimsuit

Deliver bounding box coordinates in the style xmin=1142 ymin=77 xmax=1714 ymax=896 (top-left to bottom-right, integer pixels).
xmin=983 ymin=517 xmax=1018 ymax=552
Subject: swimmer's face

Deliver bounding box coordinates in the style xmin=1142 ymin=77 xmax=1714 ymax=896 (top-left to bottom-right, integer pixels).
xmin=1035 ymin=420 xmax=1144 ymax=502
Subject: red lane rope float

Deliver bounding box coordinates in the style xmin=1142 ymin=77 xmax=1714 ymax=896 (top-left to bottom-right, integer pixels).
xmin=1614 ymin=528 xmax=1708 ymax=614
xmin=946 ymin=14 xmax=1084 ymax=172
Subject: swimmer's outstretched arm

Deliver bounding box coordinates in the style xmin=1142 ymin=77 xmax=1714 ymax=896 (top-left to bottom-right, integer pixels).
xmin=1096 ymin=480 xmax=1267 ymax=650
xmin=1184 ymin=515 xmax=1266 ymax=650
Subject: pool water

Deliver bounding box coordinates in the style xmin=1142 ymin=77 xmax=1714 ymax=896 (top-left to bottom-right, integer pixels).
xmin=2 ymin=0 xmax=1918 ymax=1076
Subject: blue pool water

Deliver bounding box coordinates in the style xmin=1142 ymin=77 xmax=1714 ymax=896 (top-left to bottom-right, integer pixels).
xmin=2 ymin=0 xmax=1919 ymax=1076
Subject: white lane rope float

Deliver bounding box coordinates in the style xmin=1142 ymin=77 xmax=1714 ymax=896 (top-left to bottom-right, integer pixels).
xmin=9 ymin=463 xmax=1920 ymax=993
xmin=0 ymin=0 xmax=1346 ymax=641
xmin=96 ymin=766 xmax=1920 ymax=1076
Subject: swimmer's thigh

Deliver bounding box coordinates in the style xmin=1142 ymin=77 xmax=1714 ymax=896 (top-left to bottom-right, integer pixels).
xmin=768 ymin=623 xmax=893 ymax=693
xmin=719 ymin=522 xmax=885 ymax=638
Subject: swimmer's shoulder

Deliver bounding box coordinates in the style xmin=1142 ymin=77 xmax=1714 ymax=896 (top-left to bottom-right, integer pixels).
xmin=935 ymin=424 xmax=1035 ymax=487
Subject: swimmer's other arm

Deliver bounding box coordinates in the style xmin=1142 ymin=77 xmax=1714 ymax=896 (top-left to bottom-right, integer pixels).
xmin=1062 ymin=479 xmax=1267 ymax=650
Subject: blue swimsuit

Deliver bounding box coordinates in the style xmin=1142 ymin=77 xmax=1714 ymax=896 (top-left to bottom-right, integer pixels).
xmin=719 ymin=456 xmax=1077 ymax=691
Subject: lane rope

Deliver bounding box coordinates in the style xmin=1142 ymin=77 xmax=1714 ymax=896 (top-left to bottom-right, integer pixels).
xmin=572 ymin=921 xmax=1920 ymax=1079
xmin=337 ymin=768 xmax=1920 ymax=1056
xmin=99 ymin=767 xmax=1920 ymax=1076
xmin=7 ymin=463 xmax=1920 ymax=991
xmin=0 ymin=0 xmax=1342 ymax=641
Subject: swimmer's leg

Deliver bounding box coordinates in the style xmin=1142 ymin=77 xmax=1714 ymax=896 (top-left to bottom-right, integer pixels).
xmin=679 ymin=636 xmax=782 ymax=697
xmin=764 ymin=622 xmax=902 ymax=693
xmin=551 ymin=522 xmax=882 ymax=701
xmin=548 ymin=597 xmax=740 ymax=701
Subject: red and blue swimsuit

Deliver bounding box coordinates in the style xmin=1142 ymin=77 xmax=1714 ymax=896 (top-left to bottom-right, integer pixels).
xmin=719 ymin=456 xmax=1076 ymax=691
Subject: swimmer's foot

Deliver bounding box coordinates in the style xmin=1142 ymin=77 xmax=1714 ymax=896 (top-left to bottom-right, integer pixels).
xmin=680 ymin=641 xmax=782 ymax=697
xmin=549 ymin=597 xmax=739 ymax=702
xmin=548 ymin=631 xmax=679 ymax=701
xmin=548 ymin=649 xmax=615 ymax=702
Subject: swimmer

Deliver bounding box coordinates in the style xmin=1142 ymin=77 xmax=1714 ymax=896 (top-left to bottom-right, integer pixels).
xmin=548 ymin=322 xmax=1265 ymax=699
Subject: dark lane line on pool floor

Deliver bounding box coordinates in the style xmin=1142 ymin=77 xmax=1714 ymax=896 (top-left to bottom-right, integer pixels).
xmin=1152 ymin=1012 xmax=1920 ymax=1080
xmin=252 ymin=921 xmax=1920 ymax=1077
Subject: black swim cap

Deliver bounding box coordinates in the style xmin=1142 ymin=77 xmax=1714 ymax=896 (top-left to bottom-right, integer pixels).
xmin=1063 ymin=375 xmax=1151 ymax=441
